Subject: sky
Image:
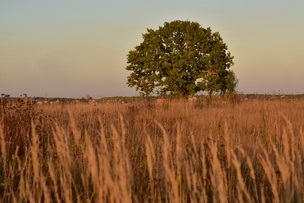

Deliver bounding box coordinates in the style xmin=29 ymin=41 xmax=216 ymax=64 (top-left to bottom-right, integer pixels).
xmin=1 ymin=0 xmax=304 ymax=98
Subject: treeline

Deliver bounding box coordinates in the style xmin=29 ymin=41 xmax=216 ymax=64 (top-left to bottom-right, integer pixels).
xmin=2 ymin=93 xmax=304 ymax=104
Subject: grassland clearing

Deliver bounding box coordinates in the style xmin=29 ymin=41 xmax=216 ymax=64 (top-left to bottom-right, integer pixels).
xmin=0 ymin=96 xmax=304 ymax=202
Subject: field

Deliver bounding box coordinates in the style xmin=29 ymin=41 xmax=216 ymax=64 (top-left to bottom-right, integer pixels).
xmin=1 ymin=96 xmax=304 ymax=202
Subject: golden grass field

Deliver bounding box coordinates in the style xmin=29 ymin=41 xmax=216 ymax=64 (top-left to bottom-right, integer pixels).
xmin=0 ymin=96 xmax=304 ymax=202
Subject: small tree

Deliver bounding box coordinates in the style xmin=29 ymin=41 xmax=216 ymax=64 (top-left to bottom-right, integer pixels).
xmin=126 ymin=20 xmax=237 ymax=98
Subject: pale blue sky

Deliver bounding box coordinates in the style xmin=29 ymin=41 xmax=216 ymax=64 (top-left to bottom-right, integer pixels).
xmin=1 ymin=0 xmax=303 ymax=98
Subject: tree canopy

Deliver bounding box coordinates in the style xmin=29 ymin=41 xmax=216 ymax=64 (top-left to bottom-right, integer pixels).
xmin=126 ymin=20 xmax=237 ymax=97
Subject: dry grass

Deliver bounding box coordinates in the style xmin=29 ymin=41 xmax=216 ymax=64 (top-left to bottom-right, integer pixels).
xmin=0 ymin=97 xmax=304 ymax=202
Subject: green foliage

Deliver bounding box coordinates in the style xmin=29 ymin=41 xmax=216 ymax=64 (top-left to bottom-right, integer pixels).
xmin=126 ymin=20 xmax=237 ymax=97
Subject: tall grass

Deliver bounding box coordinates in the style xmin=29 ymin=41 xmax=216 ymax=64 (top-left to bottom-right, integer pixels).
xmin=0 ymin=97 xmax=304 ymax=202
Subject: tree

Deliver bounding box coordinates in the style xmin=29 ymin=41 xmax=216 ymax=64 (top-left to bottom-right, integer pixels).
xmin=126 ymin=20 xmax=237 ymax=98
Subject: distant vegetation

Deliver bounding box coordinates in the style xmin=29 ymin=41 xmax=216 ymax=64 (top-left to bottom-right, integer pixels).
xmin=1 ymin=94 xmax=304 ymax=202
xmin=2 ymin=93 xmax=304 ymax=104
